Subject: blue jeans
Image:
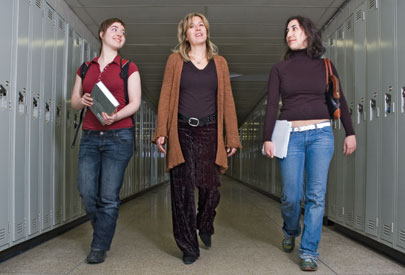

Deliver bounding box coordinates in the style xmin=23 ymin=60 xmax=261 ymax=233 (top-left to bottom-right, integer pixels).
xmin=278 ymin=126 xmax=334 ymax=260
xmin=77 ymin=128 xmax=134 ymax=251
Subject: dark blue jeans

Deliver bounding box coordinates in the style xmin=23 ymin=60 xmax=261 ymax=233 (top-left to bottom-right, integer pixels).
xmin=77 ymin=128 xmax=134 ymax=251
xmin=278 ymin=126 xmax=334 ymax=260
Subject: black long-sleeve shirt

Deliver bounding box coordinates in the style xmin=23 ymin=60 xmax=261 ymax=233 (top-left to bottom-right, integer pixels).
xmin=263 ymin=49 xmax=355 ymax=141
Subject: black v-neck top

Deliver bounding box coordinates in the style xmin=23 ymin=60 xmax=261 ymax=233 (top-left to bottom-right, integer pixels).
xmin=178 ymin=59 xmax=218 ymax=118
xmin=264 ymin=49 xmax=355 ymax=141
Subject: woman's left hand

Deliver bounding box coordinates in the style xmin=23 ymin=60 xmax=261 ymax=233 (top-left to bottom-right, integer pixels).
xmin=226 ymin=147 xmax=237 ymax=157
xmin=343 ymin=135 xmax=356 ymax=156
xmin=102 ymin=111 xmax=118 ymax=126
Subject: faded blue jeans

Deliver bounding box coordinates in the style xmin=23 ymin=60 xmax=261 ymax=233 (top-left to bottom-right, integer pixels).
xmin=278 ymin=126 xmax=334 ymax=260
xmin=77 ymin=128 xmax=134 ymax=251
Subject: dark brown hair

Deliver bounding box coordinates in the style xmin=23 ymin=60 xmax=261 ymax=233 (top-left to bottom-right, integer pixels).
xmin=98 ymin=18 xmax=126 ymax=54
xmin=283 ymin=16 xmax=325 ymax=60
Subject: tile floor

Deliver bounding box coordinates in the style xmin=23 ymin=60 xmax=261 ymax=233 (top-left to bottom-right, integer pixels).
xmin=0 ymin=176 xmax=404 ymax=274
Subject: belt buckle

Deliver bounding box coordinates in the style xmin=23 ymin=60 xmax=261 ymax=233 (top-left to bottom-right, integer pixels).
xmin=188 ymin=117 xmax=199 ymax=127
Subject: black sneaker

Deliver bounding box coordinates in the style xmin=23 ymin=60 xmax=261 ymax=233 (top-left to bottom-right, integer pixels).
xmin=182 ymin=254 xmax=199 ymax=265
xmin=86 ymin=250 xmax=106 ymax=264
xmin=199 ymin=233 xmax=212 ymax=248
xmin=282 ymin=236 xmax=295 ymax=253
xmin=300 ymin=258 xmax=318 ymax=271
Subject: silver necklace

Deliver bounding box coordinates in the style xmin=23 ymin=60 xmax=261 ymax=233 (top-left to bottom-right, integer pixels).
xmin=190 ymin=54 xmax=206 ymax=64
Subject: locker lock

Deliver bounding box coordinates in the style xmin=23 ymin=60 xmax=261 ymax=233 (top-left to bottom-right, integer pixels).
xmin=0 ymin=85 xmax=6 ymax=97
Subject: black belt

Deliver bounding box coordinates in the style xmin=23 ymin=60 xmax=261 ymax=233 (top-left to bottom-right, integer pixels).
xmin=178 ymin=113 xmax=216 ymax=127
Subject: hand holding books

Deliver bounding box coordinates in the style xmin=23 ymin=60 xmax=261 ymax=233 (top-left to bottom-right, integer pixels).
xmin=81 ymin=93 xmax=93 ymax=107
xmin=101 ymin=109 xmax=118 ymax=126
xmin=262 ymin=120 xmax=292 ymax=159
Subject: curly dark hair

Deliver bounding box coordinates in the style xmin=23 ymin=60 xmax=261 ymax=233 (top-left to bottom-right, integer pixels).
xmin=283 ymin=16 xmax=325 ymax=60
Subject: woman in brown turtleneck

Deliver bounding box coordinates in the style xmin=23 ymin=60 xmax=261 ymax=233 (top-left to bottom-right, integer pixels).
xmin=263 ymin=16 xmax=356 ymax=271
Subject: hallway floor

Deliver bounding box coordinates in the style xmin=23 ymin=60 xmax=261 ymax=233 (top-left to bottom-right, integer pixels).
xmin=0 ymin=176 xmax=404 ymax=274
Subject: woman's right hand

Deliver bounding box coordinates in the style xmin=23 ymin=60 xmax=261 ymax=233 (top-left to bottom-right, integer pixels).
xmin=81 ymin=93 xmax=93 ymax=107
xmin=156 ymin=136 xmax=167 ymax=154
xmin=263 ymin=141 xmax=274 ymax=158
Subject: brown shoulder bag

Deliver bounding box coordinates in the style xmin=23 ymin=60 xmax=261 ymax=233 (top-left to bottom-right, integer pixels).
xmin=324 ymin=58 xmax=341 ymax=120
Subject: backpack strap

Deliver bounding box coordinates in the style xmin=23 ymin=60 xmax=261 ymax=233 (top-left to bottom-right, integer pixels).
xmin=71 ymin=62 xmax=91 ymax=148
xmin=120 ymin=58 xmax=130 ymax=105
xmin=120 ymin=58 xmax=136 ymax=151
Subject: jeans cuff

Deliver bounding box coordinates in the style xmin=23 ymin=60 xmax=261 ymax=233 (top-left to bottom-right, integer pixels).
xmin=282 ymin=228 xmax=300 ymax=238
xmin=299 ymin=250 xmax=319 ymax=261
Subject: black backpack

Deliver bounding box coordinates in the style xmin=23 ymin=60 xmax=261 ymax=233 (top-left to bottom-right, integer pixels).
xmin=71 ymin=57 xmax=135 ymax=148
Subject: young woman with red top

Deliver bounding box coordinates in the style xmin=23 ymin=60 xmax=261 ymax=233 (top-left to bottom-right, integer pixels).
xmin=71 ymin=18 xmax=141 ymax=264
xmin=263 ymin=16 xmax=356 ymax=271
xmin=152 ymin=13 xmax=241 ymax=265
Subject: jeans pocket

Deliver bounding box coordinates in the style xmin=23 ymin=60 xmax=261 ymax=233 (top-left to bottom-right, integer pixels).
xmin=317 ymin=126 xmax=333 ymax=134
xmin=114 ymin=129 xmax=134 ymax=145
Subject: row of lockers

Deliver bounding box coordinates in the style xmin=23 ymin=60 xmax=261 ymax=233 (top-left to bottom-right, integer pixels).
xmin=228 ymin=0 xmax=405 ymax=255
xmin=0 ymin=0 xmax=167 ymax=253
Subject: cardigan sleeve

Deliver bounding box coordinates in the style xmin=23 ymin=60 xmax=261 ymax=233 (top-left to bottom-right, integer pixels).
xmin=221 ymin=57 xmax=242 ymax=149
xmin=152 ymin=54 xmax=176 ymax=143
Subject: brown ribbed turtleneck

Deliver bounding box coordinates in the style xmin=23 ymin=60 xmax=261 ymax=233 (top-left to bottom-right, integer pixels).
xmin=263 ymin=49 xmax=355 ymax=141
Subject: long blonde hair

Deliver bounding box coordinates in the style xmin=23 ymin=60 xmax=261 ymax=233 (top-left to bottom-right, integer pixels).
xmin=173 ymin=12 xmax=218 ymax=61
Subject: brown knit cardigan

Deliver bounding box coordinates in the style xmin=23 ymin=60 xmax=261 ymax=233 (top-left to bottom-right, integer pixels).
xmin=152 ymin=53 xmax=242 ymax=174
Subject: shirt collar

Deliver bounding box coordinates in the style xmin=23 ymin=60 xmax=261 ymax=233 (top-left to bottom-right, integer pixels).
xmin=91 ymin=55 xmax=122 ymax=65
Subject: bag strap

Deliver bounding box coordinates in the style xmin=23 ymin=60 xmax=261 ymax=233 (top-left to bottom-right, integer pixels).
xmin=71 ymin=62 xmax=91 ymax=148
xmin=120 ymin=57 xmax=130 ymax=105
xmin=120 ymin=58 xmax=137 ymax=151
xmin=324 ymin=59 xmax=329 ymax=86
xmin=324 ymin=58 xmax=335 ymax=82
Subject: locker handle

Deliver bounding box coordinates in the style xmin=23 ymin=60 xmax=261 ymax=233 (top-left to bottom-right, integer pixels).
xmin=33 ymin=97 xmax=38 ymax=108
xmin=358 ymin=104 xmax=363 ymax=113
xmin=370 ymin=99 xmax=376 ymax=109
xmin=0 ymin=85 xmax=6 ymax=96
xmin=56 ymin=105 xmax=61 ymax=117
xmin=73 ymin=113 xmax=78 ymax=129
xmin=385 ymin=93 xmax=392 ymax=114
xmin=45 ymin=102 xmax=50 ymax=112
xmin=402 ymin=87 xmax=405 ymax=113
xmin=18 ymin=91 xmax=25 ymax=103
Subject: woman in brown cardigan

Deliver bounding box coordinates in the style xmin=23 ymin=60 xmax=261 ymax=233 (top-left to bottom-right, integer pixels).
xmin=152 ymin=12 xmax=241 ymax=264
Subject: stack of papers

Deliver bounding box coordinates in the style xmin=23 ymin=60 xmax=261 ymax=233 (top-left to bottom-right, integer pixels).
xmin=262 ymin=120 xmax=292 ymax=159
xmin=271 ymin=120 xmax=292 ymax=158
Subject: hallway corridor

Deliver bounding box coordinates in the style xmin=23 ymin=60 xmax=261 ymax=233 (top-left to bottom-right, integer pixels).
xmin=0 ymin=176 xmax=404 ymax=274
